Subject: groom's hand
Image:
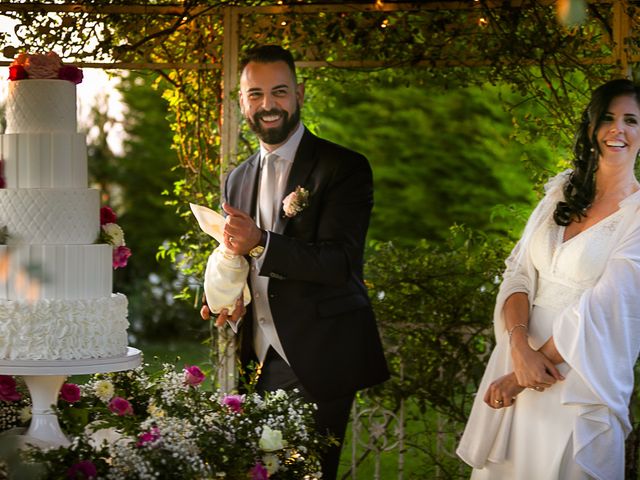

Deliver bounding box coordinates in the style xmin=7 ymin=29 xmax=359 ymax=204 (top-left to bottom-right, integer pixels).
xmin=222 ymin=203 xmax=262 ymax=255
xmin=201 ymin=296 xmax=245 ymax=327
xmin=215 ymin=297 xmax=246 ymax=327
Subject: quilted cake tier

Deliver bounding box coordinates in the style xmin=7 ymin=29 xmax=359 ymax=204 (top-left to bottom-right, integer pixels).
xmin=0 ymin=244 xmax=113 ymax=300
xmin=0 ymin=293 xmax=129 ymax=360
xmin=0 ymin=188 xmax=100 ymax=245
xmin=5 ymin=80 xmax=77 ymax=134
xmin=1 ymin=133 xmax=87 ymax=188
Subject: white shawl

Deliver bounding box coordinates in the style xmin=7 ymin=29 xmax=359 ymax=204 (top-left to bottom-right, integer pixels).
xmin=457 ymin=171 xmax=640 ymax=479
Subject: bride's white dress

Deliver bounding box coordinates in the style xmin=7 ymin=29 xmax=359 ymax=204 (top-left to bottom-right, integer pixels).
xmin=471 ymin=208 xmax=626 ymax=479
xmin=458 ymin=174 xmax=640 ymax=480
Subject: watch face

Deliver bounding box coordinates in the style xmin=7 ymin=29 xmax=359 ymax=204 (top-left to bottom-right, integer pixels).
xmin=250 ymin=245 xmax=265 ymax=258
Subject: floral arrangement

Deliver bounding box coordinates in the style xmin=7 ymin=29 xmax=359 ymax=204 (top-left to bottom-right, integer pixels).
xmin=9 ymin=52 xmax=83 ymax=84
xmin=282 ymin=186 xmax=310 ymax=218
xmin=0 ymin=364 xmax=327 ymax=479
xmin=0 ymin=375 xmax=30 ymax=432
xmin=99 ymin=206 xmax=132 ymax=269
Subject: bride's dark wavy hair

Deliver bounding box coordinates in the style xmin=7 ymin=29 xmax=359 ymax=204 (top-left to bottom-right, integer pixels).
xmin=553 ymin=79 xmax=640 ymax=226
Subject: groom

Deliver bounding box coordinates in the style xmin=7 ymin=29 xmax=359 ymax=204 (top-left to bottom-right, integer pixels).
xmin=207 ymin=45 xmax=389 ymax=479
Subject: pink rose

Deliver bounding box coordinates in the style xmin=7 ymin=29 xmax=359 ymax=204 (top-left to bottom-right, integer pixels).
xmin=113 ymin=246 xmax=131 ymax=269
xmin=67 ymin=460 xmax=97 ymax=479
xmin=137 ymin=426 xmax=161 ymax=447
xmin=100 ymin=206 xmax=117 ymax=225
xmin=250 ymin=462 xmax=269 ymax=480
xmin=59 ymin=383 xmax=81 ymax=403
xmin=58 ymin=65 xmax=83 ymax=84
xmin=222 ymin=394 xmax=245 ymax=413
xmin=108 ymin=396 xmax=133 ymax=416
xmin=8 ymin=65 xmax=27 ymax=81
xmin=25 ymin=52 xmax=62 ymax=79
xmin=184 ymin=365 xmax=205 ymax=386
xmin=0 ymin=375 xmax=21 ymax=402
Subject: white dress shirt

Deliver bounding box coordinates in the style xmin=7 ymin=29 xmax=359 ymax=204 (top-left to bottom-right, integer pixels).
xmin=250 ymin=122 xmax=305 ymax=364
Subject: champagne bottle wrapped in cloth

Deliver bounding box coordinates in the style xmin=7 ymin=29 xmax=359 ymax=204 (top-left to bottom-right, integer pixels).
xmin=190 ymin=203 xmax=251 ymax=313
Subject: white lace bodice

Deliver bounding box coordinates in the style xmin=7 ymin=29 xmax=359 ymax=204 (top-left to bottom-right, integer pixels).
xmin=529 ymin=209 xmax=626 ymax=310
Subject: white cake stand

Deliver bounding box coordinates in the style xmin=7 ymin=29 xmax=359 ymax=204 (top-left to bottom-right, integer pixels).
xmin=0 ymin=347 xmax=141 ymax=447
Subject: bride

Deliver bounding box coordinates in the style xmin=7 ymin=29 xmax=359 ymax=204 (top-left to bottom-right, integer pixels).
xmin=457 ymin=79 xmax=640 ymax=479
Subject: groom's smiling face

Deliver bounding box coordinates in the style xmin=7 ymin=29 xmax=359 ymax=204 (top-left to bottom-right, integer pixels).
xmin=239 ymin=60 xmax=304 ymax=149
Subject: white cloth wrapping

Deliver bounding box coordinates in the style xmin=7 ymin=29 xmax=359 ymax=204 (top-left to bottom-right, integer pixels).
xmin=457 ymin=170 xmax=640 ymax=479
xmin=203 ymin=246 xmax=251 ymax=313
xmin=189 ymin=203 xmax=251 ymax=314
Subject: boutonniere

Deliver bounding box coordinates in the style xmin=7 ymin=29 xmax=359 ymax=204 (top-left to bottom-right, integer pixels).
xmin=282 ymin=186 xmax=310 ymax=218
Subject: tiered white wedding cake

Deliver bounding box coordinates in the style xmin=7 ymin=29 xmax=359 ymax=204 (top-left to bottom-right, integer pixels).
xmin=0 ymin=54 xmax=129 ymax=361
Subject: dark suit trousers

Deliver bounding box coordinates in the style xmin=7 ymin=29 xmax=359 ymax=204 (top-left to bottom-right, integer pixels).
xmin=256 ymin=347 xmax=354 ymax=480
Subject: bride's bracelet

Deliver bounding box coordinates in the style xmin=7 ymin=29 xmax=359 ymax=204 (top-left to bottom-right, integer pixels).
xmin=508 ymin=323 xmax=528 ymax=344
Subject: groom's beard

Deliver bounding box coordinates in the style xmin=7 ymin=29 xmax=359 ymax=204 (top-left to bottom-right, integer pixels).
xmin=247 ymin=105 xmax=301 ymax=146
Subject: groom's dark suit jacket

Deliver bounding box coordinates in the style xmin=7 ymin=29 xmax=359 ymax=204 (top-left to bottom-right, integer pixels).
xmin=223 ymin=128 xmax=389 ymax=401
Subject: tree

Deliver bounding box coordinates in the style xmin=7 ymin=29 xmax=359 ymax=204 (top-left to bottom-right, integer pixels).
xmin=87 ymin=72 xmax=204 ymax=341
xmin=306 ymin=73 xmax=563 ymax=244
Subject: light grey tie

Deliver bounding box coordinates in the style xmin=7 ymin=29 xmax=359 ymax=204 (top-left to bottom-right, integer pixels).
xmin=259 ymin=153 xmax=278 ymax=230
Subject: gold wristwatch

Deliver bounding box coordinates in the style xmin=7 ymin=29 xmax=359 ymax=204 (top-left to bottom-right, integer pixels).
xmin=249 ymin=230 xmax=267 ymax=258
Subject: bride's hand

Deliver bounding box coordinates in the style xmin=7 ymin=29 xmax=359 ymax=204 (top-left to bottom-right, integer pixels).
xmin=510 ymin=339 xmax=563 ymax=389
xmin=484 ymin=372 xmax=524 ymax=409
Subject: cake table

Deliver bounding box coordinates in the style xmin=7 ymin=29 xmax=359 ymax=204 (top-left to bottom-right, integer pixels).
xmin=0 ymin=347 xmax=141 ymax=447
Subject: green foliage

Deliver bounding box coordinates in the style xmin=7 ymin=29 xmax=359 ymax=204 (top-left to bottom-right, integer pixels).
xmin=85 ymin=72 xmax=209 ymax=342
xmin=306 ymin=73 xmax=563 ymax=244
xmin=356 ymin=228 xmax=510 ymax=476
xmin=365 ymin=228 xmax=511 ymax=421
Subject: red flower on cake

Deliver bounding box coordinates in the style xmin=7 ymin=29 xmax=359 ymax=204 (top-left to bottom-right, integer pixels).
xmin=100 ymin=206 xmax=117 ymax=225
xmin=8 ymin=65 xmax=27 ymax=81
xmin=57 ymin=65 xmax=83 ymax=85
xmin=9 ymin=52 xmax=83 ymax=84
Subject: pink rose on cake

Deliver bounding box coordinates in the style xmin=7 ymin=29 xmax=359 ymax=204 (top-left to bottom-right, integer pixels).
xmin=23 ymin=52 xmax=61 ymax=79
xmin=113 ymin=246 xmax=132 ymax=269
xmin=9 ymin=52 xmax=83 ymax=84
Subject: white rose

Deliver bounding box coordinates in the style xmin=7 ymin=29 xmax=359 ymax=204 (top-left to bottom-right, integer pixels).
xmin=259 ymin=425 xmax=285 ymax=452
xmin=102 ymin=223 xmax=125 ymax=247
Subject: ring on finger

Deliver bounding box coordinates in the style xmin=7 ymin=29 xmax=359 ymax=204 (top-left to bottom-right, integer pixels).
xmin=494 ymin=399 xmax=504 ymax=405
